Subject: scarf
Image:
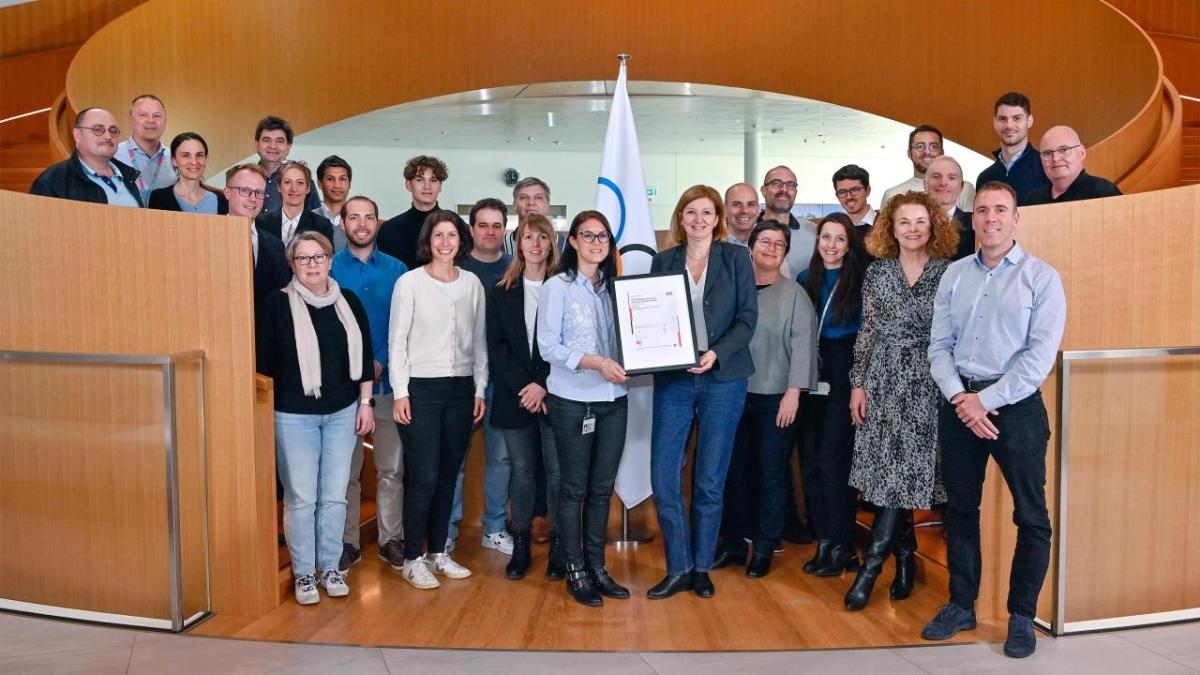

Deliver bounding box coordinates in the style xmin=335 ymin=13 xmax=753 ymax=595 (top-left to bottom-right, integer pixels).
xmin=285 ymin=276 xmax=363 ymax=398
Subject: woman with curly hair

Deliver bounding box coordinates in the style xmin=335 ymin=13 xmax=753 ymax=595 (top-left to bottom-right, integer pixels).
xmin=844 ymin=191 xmax=959 ymax=611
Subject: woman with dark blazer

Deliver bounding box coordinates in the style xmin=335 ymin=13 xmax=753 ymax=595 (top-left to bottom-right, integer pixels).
xmin=147 ymin=132 xmax=228 ymax=215
xmin=486 ymin=214 xmax=563 ymax=581
xmin=254 ymin=160 xmax=335 ymax=245
xmin=647 ymin=184 xmax=758 ymax=600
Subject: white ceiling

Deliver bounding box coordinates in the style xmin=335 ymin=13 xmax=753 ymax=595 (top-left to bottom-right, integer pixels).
xmin=300 ymin=81 xmax=987 ymax=161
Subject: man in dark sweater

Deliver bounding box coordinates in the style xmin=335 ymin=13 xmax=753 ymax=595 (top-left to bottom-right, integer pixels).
xmin=376 ymin=155 xmax=448 ymax=269
xmin=1026 ymin=125 xmax=1121 ymax=205
xmin=975 ymin=92 xmax=1050 ymax=206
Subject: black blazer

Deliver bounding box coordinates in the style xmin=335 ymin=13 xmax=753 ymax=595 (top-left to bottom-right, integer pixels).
xmin=254 ymin=230 xmax=291 ymax=313
xmin=255 ymin=208 xmax=335 ymax=244
xmin=486 ymin=280 xmax=551 ymax=429
xmin=147 ymin=185 xmax=229 ymax=214
xmin=951 ymin=208 xmax=977 ymax=261
xmin=649 ymin=240 xmax=758 ymax=382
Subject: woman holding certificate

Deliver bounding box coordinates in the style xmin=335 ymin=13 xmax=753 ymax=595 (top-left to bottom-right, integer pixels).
xmin=537 ymin=210 xmax=630 ymax=608
xmin=647 ymin=185 xmax=758 ymax=599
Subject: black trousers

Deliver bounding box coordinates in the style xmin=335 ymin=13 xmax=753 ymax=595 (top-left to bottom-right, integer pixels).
xmin=398 ymin=376 xmax=475 ymax=560
xmin=720 ymin=392 xmax=798 ymax=556
xmin=501 ymin=416 xmax=560 ymax=534
xmin=547 ymin=394 xmax=627 ymax=567
xmin=799 ymin=336 xmax=859 ymax=548
xmin=939 ymin=390 xmax=1052 ymax=618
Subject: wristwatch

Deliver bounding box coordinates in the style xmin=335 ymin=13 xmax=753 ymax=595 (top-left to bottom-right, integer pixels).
xmin=359 ymin=397 xmax=375 ymax=408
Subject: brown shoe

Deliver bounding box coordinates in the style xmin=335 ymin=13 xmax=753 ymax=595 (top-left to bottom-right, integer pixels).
xmin=378 ymin=538 xmax=405 ymax=570
xmin=532 ymin=516 xmax=550 ymax=544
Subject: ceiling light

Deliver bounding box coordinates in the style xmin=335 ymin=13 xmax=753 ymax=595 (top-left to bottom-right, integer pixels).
xmin=547 ymin=112 xmax=556 ymax=128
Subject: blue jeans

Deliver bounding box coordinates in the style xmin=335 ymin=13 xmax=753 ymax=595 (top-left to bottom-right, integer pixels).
xmin=651 ymin=373 xmax=748 ymax=575
xmin=275 ymin=403 xmax=358 ymax=577
xmin=447 ymin=384 xmax=510 ymax=539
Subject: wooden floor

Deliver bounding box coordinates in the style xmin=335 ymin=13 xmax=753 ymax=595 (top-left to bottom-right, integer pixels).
xmin=191 ymin=526 xmax=1003 ymax=652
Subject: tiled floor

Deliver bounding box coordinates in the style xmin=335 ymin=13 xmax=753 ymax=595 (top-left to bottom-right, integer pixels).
xmin=1 ymin=611 xmax=1196 ymax=674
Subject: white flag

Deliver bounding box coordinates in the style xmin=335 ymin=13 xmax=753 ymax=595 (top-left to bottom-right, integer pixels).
xmin=595 ymin=58 xmax=656 ymax=509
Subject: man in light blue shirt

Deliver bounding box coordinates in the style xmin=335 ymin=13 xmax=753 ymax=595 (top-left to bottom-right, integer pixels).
xmin=921 ymin=181 xmax=1066 ymax=659
xmin=329 ymin=195 xmax=408 ymax=573
xmin=115 ymin=94 xmax=176 ymax=204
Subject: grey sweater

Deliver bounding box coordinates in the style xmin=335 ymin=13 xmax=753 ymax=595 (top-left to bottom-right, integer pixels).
xmin=747 ymin=278 xmax=818 ymax=395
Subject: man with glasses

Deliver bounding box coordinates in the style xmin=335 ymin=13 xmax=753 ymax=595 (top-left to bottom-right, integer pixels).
xmin=724 ymin=183 xmax=760 ymax=247
xmin=115 ymin=94 xmax=176 ymax=205
xmin=758 ymin=165 xmax=816 ymax=279
xmin=225 ymin=163 xmax=289 ymax=309
xmin=31 ymin=107 xmax=143 ymax=207
xmin=255 ymin=115 xmax=320 ymax=214
xmin=881 ymin=125 xmax=975 ymax=212
xmin=1025 ymin=125 xmax=1121 ymax=205
xmin=831 ymin=165 xmax=876 ymax=233
xmin=975 ymin=92 xmax=1050 ymax=205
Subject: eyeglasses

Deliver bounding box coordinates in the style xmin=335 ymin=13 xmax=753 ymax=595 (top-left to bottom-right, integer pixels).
xmin=575 ymin=231 xmax=610 ymax=243
xmin=766 ymin=179 xmax=798 ymax=191
xmin=755 ymin=239 xmax=788 ymax=251
xmin=293 ymin=253 xmax=329 ymax=266
xmin=228 ymin=185 xmax=266 ymax=199
xmin=76 ymin=125 xmax=121 ymax=138
xmin=835 ymin=186 xmax=865 ymax=198
xmin=1040 ymin=144 xmax=1081 ymax=160
xmin=910 ymin=142 xmax=942 ymax=152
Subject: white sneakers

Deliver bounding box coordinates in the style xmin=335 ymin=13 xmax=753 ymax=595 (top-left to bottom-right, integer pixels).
xmin=320 ymin=569 xmax=349 ymax=597
xmin=482 ymin=531 xmax=514 ymax=556
xmin=294 ymin=570 xmax=351 ymax=605
xmin=427 ymin=552 xmax=472 ymax=579
xmin=402 ymin=555 xmax=440 ymax=590
xmin=294 ymin=574 xmax=319 ymax=605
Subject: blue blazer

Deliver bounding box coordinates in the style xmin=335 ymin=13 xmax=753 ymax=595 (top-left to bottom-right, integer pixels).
xmin=649 ymin=240 xmax=758 ymax=382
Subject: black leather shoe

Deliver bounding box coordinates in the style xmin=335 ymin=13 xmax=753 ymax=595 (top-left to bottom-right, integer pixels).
xmin=588 ymin=566 xmax=630 ymax=599
xmin=693 ymin=571 xmax=715 ymax=598
xmin=545 ymin=532 xmax=566 ymax=581
xmin=505 ymin=531 xmax=532 ymax=580
xmin=746 ymin=553 xmax=772 ymax=578
xmin=711 ymin=543 xmax=747 ymax=570
xmin=815 ymin=544 xmax=860 ymax=577
xmin=647 ymin=573 xmax=694 ymax=599
xmin=802 ymin=540 xmax=832 ymax=574
xmin=565 ymin=563 xmax=602 ymax=607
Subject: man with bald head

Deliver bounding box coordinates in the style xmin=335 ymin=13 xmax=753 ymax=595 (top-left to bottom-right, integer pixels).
xmin=759 ymin=165 xmax=816 ymax=277
xmin=724 ymin=183 xmax=760 ymax=246
xmin=881 ymin=124 xmax=975 ymax=212
xmin=31 ymin=107 xmax=143 ymax=207
xmin=925 ymin=156 xmax=976 ymax=260
xmin=1025 ymin=126 xmax=1121 ymax=205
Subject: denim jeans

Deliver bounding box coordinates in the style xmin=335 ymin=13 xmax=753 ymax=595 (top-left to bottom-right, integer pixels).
xmin=480 ymin=384 xmax=511 ymax=534
xmin=547 ymin=395 xmax=627 ymax=567
xmin=502 ymin=416 xmax=560 ymax=534
xmin=398 ymin=377 xmax=475 ymax=560
xmin=721 ymin=392 xmax=798 ymax=556
xmin=799 ymin=336 xmax=859 ymax=548
xmin=651 ymin=373 xmax=748 ymax=575
xmin=343 ymin=392 xmax=404 ymax=546
xmin=940 ymin=390 xmax=1052 ymax=618
xmin=275 ymin=403 xmax=358 ymax=577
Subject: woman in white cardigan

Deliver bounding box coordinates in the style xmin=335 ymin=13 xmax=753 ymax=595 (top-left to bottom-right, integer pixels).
xmin=388 ymin=210 xmax=488 ymax=590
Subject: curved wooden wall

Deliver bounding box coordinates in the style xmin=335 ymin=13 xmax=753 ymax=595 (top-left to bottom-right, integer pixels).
xmin=0 ymin=0 xmax=146 ymax=58
xmin=59 ymin=0 xmax=1176 ymax=191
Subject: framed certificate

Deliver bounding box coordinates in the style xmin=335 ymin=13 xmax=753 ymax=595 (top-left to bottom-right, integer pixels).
xmin=610 ymin=271 xmax=700 ymax=375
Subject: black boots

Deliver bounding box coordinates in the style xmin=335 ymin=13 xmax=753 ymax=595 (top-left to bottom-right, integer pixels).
xmin=746 ymin=553 xmax=772 ymax=578
xmin=588 ymin=566 xmax=630 ymax=599
xmin=890 ymin=509 xmax=917 ymax=600
xmin=565 ymin=563 xmax=602 ymax=607
xmin=506 ymin=531 xmax=532 ymax=580
xmin=803 ymin=540 xmax=833 ymax=574
xmin=844 ymin=507 xmax=902 ymax=611
xmin=545 ymin=531 xmax=566 ymax=581
xmin=814 ymin=544 xmax=860 ymax=576
xmin=711 ymin=540 xmax=747 ymax=569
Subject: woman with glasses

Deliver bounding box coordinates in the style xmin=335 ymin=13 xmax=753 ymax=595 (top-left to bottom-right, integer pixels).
xmin=255 ymin=160 xmax=334 ymax=246
xmin=796 ymin=213 xmax=870 ymax=577
xmin=388 ymin=210 xmax=487 ymax=590
xmin=647 ymin=185 xmax=758 ymax=600
xmin=147 ymin=132 xmax=228 ymax=215
xmin=713 ymin=220 xmax=816 ymax=579
xmin=537 ymin=210 xmax=630 ymax=607
xmin=844 ymin=192 xmax=959 ymax=611
xmin=487 ymin=214 xmax=563 ymax=581
xmin=256 ymin=231 xmax=375 ymax=605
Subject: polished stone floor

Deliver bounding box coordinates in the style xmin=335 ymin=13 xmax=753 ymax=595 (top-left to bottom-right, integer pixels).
xmin=1 ymin=611 xmax=1196 ymax=674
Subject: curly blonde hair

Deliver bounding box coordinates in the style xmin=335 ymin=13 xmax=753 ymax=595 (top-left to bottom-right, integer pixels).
xmin=867 ymin=191 xmax=960 ymax=259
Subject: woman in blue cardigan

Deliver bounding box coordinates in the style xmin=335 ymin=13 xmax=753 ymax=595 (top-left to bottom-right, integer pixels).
xmin=647 ymin=184 xmax=758 ymax=600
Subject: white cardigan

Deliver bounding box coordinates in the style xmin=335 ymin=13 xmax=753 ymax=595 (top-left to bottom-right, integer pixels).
xmin=387 ymin=266 xmax=488 ymax=399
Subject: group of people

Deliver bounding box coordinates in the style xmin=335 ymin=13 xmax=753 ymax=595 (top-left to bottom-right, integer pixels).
xmin=31 ymin=90 xmax=1112 ymax=660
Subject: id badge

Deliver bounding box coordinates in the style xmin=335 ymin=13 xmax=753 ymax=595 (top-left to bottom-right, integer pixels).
xmin=812 ymin=381 xmax=832 ymax=396
xmin=581 ymin=411 xmax=596 ymax=435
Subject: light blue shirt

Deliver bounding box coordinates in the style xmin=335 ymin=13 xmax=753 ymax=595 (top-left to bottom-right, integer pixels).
xmin=116 ymin=139 xmax=176 ymax=204
xmin=928 ymin=242 xmax=1066 ymax=411
xmin=79 ymin=159 xmax=141 ymax=208
xmin=537 ymin=271 xmax=627 ymax=402
xmin=331 ymin=246 xmax=409 ymax=395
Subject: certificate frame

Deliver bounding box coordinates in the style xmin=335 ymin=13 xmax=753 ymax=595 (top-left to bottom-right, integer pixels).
xmin=610 ymin=271 xmax=700 ymax=375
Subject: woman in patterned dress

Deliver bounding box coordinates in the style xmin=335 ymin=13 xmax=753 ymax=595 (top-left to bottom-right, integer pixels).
xmin=844 ymin=191 xmax=961 ymax=611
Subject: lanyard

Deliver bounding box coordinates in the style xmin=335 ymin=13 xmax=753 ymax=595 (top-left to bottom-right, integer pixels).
xmin=129 ymin=145 xmax=165 ymax=191
xmin=817 ymin=280 xmax=838 ymax=335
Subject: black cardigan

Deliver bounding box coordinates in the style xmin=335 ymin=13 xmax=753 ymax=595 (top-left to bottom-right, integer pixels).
xmin=486 ymin=280 xmax=551 ymax=429
xmin=147 ymin=185 xmax=229 ymax=214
